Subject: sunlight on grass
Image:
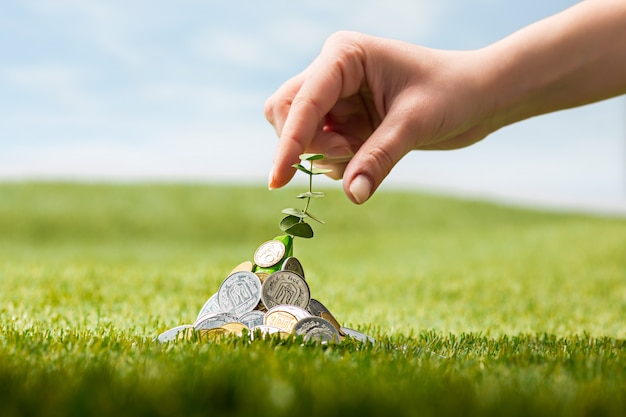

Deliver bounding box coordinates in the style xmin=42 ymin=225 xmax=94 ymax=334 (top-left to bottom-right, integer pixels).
xmin=0 ymin=182 xmax=625 ymax=416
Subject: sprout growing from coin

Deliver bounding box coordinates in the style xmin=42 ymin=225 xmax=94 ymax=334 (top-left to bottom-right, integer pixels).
xmin=279 ymin=153 xmax=330 ymax=239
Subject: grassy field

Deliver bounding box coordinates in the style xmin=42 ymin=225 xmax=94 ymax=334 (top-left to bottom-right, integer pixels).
xmin=0 ymin=182 xmax=625 ymax=416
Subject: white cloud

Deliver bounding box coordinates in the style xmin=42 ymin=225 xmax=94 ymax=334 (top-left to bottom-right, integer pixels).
xmin=191 ymin=30 xmax=276 ymax=69
xmin=140 ymin=82 xmax=265 ymax=114
xmin=0 ymin=0 xmax=624 ymax=214
xmin=189 ymin=0 xmax=447 ymax=73
xmin=326 ymin=0 xmax=445 ymax=41
xmin=0 ymin=121 xmax=275 ymax=182
xmin=3 ymin=64 xmax=96 ymax=109
xmin=22 ymin=0 xmax=140 ymax=65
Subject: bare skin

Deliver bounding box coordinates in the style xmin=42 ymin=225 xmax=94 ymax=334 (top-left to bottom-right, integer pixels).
xmin=264 ymin=0 xmax=626 ymax=204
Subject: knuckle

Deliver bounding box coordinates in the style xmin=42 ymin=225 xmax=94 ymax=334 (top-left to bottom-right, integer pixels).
xmin=365 ymin=146 xmax=395 ymax=177
xmin=291 ymin=94 xmax=325 ymax=121
xmin=263 ymin=98 xmax=275 ymax=121
xmin=325 ymin=30 xmax=363 ymax=49
xmin=322 ymin=31 xmax=367 ymax=97
xmin=325 ymin=31 xmax=365 ymax=63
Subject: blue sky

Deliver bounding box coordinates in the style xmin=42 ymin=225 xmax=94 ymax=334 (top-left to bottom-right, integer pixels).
xmin=1 ymin=0 xmax=624 ymax=213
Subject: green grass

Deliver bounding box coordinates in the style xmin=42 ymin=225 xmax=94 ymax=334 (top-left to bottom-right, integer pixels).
xmin=1 ymin=182 xmax=625 ymax=416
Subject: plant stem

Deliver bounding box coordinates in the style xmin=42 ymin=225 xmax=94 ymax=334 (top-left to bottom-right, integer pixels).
xmin=302 ymin=159 xmax=313 ymax=219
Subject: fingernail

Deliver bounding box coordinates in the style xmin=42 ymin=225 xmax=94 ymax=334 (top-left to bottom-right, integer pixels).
xmin=268 ymin=166 xmax=275 ymax=190
xmin=324 ymin=146 xmax=353 ymax=160
xmin=349 ymin=175 xmax=372 ymax=204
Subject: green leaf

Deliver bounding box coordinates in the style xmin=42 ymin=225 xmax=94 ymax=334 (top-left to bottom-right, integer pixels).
xmin=296 ymin=192 xmax=326 ymax=199
xmin=281 ymin=208 xmax=308 ymax=219
xmin=311 ymin=168 xmax=332 ymax=175
xmin=279 ymin=215 xmax=300 ymax=231
xmin=304 ymin=210 xmax=325 ymax=224
xmin=299 ymin=153 xmax=325 ymax=161
xmin=291 ymin=163 xmax=313 ymax=176
xmin=284 ymin=222 xmax=314 ymax=238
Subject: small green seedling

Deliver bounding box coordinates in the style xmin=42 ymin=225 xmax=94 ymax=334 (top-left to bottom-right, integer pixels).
xmin=279 ymin=153 xmax=330 ymax=239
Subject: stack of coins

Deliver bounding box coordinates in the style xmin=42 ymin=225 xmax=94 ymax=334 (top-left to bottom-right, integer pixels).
xmin=157 ymin=235 xmax=375 ymax=345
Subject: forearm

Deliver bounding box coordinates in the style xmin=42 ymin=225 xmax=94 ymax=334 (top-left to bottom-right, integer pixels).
xmin=480 ymin=0 xmax=626 ymax=130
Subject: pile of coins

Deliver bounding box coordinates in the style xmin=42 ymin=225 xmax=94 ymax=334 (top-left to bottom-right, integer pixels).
xmin=157 ymin=235 xmax=375 ymax=345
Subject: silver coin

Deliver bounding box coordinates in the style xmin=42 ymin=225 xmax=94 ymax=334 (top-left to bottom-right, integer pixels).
xmin=267 ymin=304 xmax=311 ymax=322
xmin=261 ymin=270 xmax=310 ymax=310
xmin=196 ymin=293 xmax=221 ymax=321
xmin=156 ymin=324 xmax=194 ymax=343
xmin=194 ymin=312 xmax=240 ymax=330
xmin=238 ymin=310 xmax=265 ymax=329
xmin=340 ymin=327 xmax=376 ymax=344
xmin=217 ymin=271 xmax=262 ymax=315
xmin=253 ymin=240 xmax=286 ymax=268
xmin=293 ymin=317 xmax=340 ymax=344
xmin=249 ymin=325 xmax=289 ymax=340
xmin=307 ymin=298 xmax=330 ymax=317
xmin=281 ymin=256 xmax=305 ymax=279
xmin=306 ymin=299 xmax=343 ymax=334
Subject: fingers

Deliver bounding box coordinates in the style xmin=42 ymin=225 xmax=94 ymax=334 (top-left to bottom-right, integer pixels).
xmin=264 ymin=74 xmax=304 ymax=138
xmin=265 ymin=66 xmax=343 ymax=189
xmin=264 ymin=77 xmax=306 ymax=189
xmin=342 ymin=106 xmax=417 ymax=204
xmin=265 ymin=31 xmax=368 ymax=189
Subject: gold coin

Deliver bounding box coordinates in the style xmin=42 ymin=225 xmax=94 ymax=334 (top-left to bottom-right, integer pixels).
xmin=255 ymin=272 xmax=269 ymax=283
xmin=320 ymin=311 xmax=346 ymax=336
xmin=264 ymin=310 xmax=298 ymax=333
xmin=197 ymin=327 xmax=228 ymax=341
xmin=229 ymin=261 xmax=253 ymax=275
xmin=254 ymin=299 xmax=268 ymax=312
xmin=221 ymin=322 xmax=249 ymax=336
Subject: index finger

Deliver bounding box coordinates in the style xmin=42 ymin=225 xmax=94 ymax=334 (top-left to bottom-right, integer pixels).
xmin=269 ymin=34 xmax=367 ymax=189
xmin=268 ymin=72 xmax=341 ymax=189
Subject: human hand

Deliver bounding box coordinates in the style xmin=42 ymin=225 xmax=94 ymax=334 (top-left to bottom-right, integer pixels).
xmin=264 ymin=31 xmax=493 ymax=204
xmin=266 ymin=2 xmax=626 ymax=204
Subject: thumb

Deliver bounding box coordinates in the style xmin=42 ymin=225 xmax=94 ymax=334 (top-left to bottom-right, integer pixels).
xmin=342 ymin=113 xmax=416 ymax=204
